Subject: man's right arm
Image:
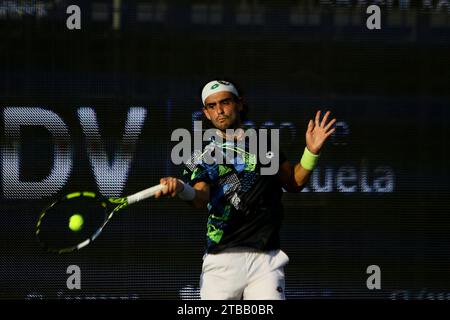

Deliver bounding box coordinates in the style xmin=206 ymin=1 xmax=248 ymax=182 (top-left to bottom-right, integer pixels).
xmin=187 ymin=181 xmax=210 ymax=209
xmin=154 ymin=177 xmax=210 ymax=210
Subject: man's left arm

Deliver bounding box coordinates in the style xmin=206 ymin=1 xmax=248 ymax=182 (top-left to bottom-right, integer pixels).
xmin=278 ymin=110 xmax=336 ymax=192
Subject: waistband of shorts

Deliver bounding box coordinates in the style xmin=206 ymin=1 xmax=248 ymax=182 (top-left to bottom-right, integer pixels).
xmin=208 ymin=247 xmax=280 ymax=254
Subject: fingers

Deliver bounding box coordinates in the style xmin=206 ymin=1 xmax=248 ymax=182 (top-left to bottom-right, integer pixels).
xmin=157 ymin=177 xmax=179 ymax=198
xmin=320 ymin=111 xmax=331 ymax=127
xmin=325 ymin=127 xmax=336 ymax=137
xmin=315 ymin=110 xmax=321 ymax=128
xmin=324 ymin=118 xmax=337 ymax=132
xmin=315 ymin=110 xmax=335 ymax=131
xmin=169 ymin=178 xmax=178 ymax=197
xmin=307 ymin=119 xmax=314 ymax=133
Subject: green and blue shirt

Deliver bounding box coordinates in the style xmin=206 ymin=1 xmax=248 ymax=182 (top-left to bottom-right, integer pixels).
xmin=182 ymin=133 xmax=287 ymax=254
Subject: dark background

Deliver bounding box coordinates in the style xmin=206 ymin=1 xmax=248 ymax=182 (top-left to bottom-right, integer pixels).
xmin=0 ymin=0 xmax=449 ymax=299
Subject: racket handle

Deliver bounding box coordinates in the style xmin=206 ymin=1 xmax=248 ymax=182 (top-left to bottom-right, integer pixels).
xmin=127 ymin=184 xmax=167 ymax=205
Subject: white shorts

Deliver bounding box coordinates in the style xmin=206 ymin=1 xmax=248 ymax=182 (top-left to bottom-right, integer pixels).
xmin=200 ymin=248 xmax=289 ymax=300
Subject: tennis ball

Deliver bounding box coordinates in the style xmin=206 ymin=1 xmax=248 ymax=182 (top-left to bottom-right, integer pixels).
xmin=69 ymin=214 xmax=84 ymax=232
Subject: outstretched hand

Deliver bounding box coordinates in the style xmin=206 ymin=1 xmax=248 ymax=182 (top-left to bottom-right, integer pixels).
xmin=306 ymin=110 xmax=336 ymax=155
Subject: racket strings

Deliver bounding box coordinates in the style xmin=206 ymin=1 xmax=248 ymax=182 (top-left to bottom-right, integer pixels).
xmin=37 ymin=185 xmax=162 ymax=253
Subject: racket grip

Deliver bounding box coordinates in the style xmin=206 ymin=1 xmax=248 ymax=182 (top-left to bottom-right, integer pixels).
xmin=127 ymin=184 xmax=167 ymax=205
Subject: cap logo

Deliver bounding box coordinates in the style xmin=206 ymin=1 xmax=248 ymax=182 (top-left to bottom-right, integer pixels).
xmin=202 ymin=80 xmax=239 ymax=105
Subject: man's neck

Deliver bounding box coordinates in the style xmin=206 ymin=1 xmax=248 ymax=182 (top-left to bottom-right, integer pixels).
xmin=216 ymin=127 xmax=245 ymax=142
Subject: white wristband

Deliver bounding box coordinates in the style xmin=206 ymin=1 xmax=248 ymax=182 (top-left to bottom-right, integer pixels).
xmin=177 ymin=179 xmax=196 ymax=201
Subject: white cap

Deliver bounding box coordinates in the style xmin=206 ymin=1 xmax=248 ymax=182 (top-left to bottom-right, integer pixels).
xmin=201 ymin=80 xmax=239 ymax=105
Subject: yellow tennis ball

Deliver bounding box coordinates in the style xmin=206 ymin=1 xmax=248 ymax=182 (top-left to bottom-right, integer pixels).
xmin=69 ymin=214 xmax=84 ymax=232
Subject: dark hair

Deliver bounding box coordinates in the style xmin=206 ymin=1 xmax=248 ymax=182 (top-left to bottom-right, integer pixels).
xmin=199 ymin=78 xmax=249 ymax=129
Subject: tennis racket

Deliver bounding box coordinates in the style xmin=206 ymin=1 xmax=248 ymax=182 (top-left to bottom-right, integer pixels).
xmin=35 ymin=184 xmax=167 ymax=253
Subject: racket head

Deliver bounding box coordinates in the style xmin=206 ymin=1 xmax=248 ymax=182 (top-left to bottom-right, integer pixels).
xmin=36 ymin=191 xmax=124 ymax=253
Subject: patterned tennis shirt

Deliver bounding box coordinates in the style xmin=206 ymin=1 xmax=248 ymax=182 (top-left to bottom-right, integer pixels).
xmin=182 ymin=131 xmax=287 ymax=254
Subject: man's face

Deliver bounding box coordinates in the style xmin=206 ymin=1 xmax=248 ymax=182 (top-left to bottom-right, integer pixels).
xmin=203 ymin=91 xmax=243 ymax=131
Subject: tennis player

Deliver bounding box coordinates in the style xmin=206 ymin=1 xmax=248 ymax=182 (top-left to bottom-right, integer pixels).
xmin=155 ymin=80 xmax=336 ymax=300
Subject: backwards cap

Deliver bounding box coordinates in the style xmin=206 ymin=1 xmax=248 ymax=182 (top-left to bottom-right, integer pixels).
xmin=201 ymin=80 xmax=239 ymax=105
